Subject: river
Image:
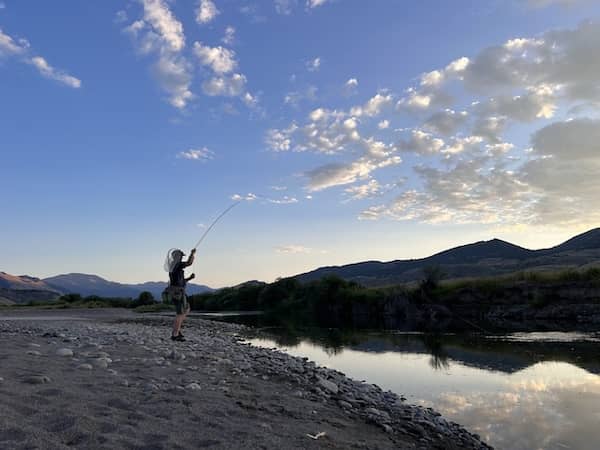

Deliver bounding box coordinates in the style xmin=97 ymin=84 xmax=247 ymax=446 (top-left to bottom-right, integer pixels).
xmin=206 ymin=314 xmax=600 ymax=450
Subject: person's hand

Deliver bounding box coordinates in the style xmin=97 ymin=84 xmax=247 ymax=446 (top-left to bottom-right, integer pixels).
xmin=190 ymin=248 xmax=196 ymax=255
xmin=189 ymin=273 xmax=195 ymax=280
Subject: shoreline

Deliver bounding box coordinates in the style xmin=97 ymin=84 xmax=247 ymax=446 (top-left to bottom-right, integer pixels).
xmin=0 ymin=309 xmax=491 ymax=449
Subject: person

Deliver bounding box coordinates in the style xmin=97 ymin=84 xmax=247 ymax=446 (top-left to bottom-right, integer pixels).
xmin=167 ymin=248 xmax=196 ymax=341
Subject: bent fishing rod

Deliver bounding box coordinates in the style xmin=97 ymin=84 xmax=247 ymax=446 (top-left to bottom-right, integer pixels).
xmin=192 ymin=200 xmax=241 ymax=250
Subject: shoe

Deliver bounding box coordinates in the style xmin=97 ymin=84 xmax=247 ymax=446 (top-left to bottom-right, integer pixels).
xmin=171 ymin=335 xmax=178 ymax=341
xmin=174 ymin=334 xmax=186 ymax=342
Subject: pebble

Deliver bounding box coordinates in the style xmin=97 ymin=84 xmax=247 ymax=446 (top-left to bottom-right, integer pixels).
xmin=316 ymin=376 xmax=339 ymax=395
xmin=56 ymin=348 xmax=74 ymax=357
xmin=26 ymin=350 xmax=42 ymax=356
xmin=186 ymin=383 xmax=202 ymax=390
xmin=23 ymin=375 xmax=51 ymax=384
xmin=77 ymin=364 xmax=93 ymax=370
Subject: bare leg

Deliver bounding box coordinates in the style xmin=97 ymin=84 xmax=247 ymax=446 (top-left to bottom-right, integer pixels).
xmin=172 ymin=315 xmax=183 ymax=336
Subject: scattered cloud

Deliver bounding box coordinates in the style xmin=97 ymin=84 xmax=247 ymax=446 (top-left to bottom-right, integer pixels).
xmin=177 ymin=147 xmax=214 ymax=161
xmin=196 ymin=0 xmax=220 ymax=24
xmin=268 ymin=195 xmax=298 ymax=204
xmin=274 ymin=0 xmax=297 ymax=15
xmin=222 ymin=26 xmax=235 ymax=45
xmin=231 ymin=193 xmax=258 ymax=201
xmin=275 ymin=245 xmax=312 ymax=254
xmin=343 ymin=77 xmax=358 ymax=96
xmin=124 ymin=0 xmax=192 ymax=109
xmin=0 ymin=28 xmax=81 ymax=88
xmin=378 ymin=120 xmax=390 ymax=130
xmin=284 ymin=85 xmax=318 ymax=107
xmin=306 ymin=57 xmax=321 ymax=72
xmin=202 ymin=73 xmax=247 ymax=96
xmin=193 ymin=41 xmax=237 ymax=74
xmin=306 ymin=0 xmax=332 ymax=8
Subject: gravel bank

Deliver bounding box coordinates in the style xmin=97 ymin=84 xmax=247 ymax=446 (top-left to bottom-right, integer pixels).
xmin=0 ymin=309 xmax=491 ymax=449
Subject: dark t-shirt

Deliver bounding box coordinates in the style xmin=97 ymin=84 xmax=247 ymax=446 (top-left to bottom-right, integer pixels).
xmin=169 ymin=262 xmax=186 ymax=287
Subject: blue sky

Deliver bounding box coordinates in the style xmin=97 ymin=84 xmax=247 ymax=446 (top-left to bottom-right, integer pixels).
xmin=2 ymin=0 xmax=600 ymax=287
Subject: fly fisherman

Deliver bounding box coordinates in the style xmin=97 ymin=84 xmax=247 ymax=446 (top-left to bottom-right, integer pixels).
xmin=165 ymin=248 xmax=196 ymax=341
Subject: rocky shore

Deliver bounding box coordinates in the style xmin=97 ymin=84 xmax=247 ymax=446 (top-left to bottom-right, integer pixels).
xmin=0 ymin=309 xmax=491 ymax=449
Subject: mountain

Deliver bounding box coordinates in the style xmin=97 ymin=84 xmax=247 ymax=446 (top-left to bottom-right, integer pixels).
xmin=0 ymin=272 xmax=62 ymax=305
xmin=296 ymin=228 xmax=600 ymax=286
xmin=0 ymin=271 xmax=59 ymax=292
xmin=43 ymin=273 xmax=213 ymax=299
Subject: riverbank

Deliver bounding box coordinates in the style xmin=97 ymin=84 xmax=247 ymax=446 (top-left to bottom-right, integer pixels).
xmin=0 ymin=309 xmax=490 ymax=449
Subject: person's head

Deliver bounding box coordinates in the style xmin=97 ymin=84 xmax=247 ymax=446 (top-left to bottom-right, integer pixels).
xmin=172 ymin=249 xmax=185 ymax=263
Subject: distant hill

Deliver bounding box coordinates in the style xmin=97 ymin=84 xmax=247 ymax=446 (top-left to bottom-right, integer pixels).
xmin=0 ymin=272 xmax=213 ymax=304
xmin=44 ymin=274 xmax=213 ymax=299
xmin=295 ymin=228 xmax=600 ymax=286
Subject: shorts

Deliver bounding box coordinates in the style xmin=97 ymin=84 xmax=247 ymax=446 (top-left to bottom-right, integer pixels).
xmin=165 ymin=286 xmax=189 ymax=315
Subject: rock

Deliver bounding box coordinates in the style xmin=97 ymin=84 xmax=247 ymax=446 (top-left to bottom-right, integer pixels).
xmin=23 ymin=375 xmax=51 ymax=384
xmin=77 ymin=364 xmax=93 ymax=370
xmin=382 ymin=424 xmax=393 ymax=434
xmin=26 ymin=350 xmax=42 ymax=356
xmin=338 ymin=400 xmax=353 ymax=409
xmin=91 ymin=357 xmax=110 ymax=369
xmin=56 ymin=348 xmax=74 ymax=357
xmin=28 ymin=343 xmax=41 ymax=348
xmin=316 ymin=376 xmax=338 ymax=395
xmin=186 ymin=383 xmax=202 ymax=391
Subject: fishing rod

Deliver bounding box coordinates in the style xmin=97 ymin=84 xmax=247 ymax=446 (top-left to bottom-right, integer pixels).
xmin=192 ymin=200 xmax=241 ymax=250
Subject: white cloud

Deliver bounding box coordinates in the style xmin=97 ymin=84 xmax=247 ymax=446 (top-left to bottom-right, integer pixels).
xmin=193 ymin=41 xmax=237 ymax=74
xmin=306 ymin=57 xmax=321 ymax=72
xmin=343 ymin=77 xmax=358 ymax=96
xmin=202 ymin=73 xmax=247 ymax=96
xmin=222 ymin=26 xmax=235 ymax=45
xmin=307 ymin=0 xmax=331 ymax=8
xmin=0 ymin=28 xmax=26 ymax=56
xmin=196 ymin=0 xmax=220 ymax=24
xmin=284 ymin=85 xmax=318 ymax=107
xmin=306 ymin=155 xmax=400 ymax=191
xmin=345 ymin=179 xmax=384 ymax=200
xmin=351 ymin=93 xmax=393 ymax=117
xmin=528 ymin=0 xmax=590 ymax=7
xmin=142 ymin=0 xmax=185 ymax=51
xmin=275 ymin=245 xmax=312 ymax=254
xmin=177 ymin=147 xmax=214 ymax=161
xmin=378 ymin=120 xmax=390 ymax=130
xmin=268 ymin=196 xmax=298 ymax=204
xmin=0 ymin=28 xmax=80 ymax=88
xmin=265 ymin=124 xmax=298 ymax=151
xmin=125 ymin=0 xmax=192 ymax=109
xmin=275 ymin=0 xmax=297 ymax=14
xmin=231 ymin=193 xmax=258 ymax=201
xmin=29 ymin=56 xmax=81 ymax=88
xmin=114 ymin=10 xmax=128 ymax=24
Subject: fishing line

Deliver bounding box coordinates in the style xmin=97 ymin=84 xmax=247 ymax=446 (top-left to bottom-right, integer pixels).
xmin=192 ymin=200 xmax=241 ymax=250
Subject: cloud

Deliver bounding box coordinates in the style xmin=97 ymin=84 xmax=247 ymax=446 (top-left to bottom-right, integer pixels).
xmin=343 ymin=77 xmax=358 ymax=96
xmin=520 ymin=118 xmax=600 ymax=225
xmin=0 ymin=28 xmax=27 ymax=57
xmin=306 ymin=155 xmax=401 ymax=191
xmin=202 ymin=73 xmax=247 ymax=96
xmin=306 ymin=57 xmax=321 ymax=72
xmin=222 ymin=26 xmax=235 ymax=45
xmin=177 ymin=147 xmax=214 ymax=161
xmin=351 ymin=93 xmax=393 ymax=117
xmin=378 ymin=120 xmax=390 ymax=130
xmin=231 ymin=193 xmax=258 ymax=201
xmin=193 ymin=41 xmax=237 ymax=74
xmin=344 ymin=179 xmax=384 ymax=200
xmin=399 ymin=129 xmax=445 ymax=155
xmin=284 ymin=85 xmax=318 ymax=107
xmin=196 ymin=0 xmax=220 ymax=24
xmin=125 ymin=0 xmax=192 ymax=109
xmin=528 ymin=0 xmax=590 ymax=7
xmin=265 ymin=124 xmax=298 ymax=151
xmin=274 ymin=0 xmax=297 ymax=14
xmin=275 ymin=245 xmax=312 ymax=254
xmin=423 ymin=109 xmax=468 ymax=136
xmin=268 ymin=196 xmax=298 ymax=204
xmin=28 ymin=56 xmax=81 ymax=88
xmin=306 ymin=0 xmax=332 ymax=8
xmin=0 ymin=28 xmax=81 ymax=88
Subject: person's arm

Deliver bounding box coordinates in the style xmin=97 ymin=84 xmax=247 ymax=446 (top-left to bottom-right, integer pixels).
xmin=185 ymin=273 xmax=196 ymax=283
xmin=183 ymin=248 xmax=196 ymax=267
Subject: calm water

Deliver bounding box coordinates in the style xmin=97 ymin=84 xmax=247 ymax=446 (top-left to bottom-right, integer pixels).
xmin=211 ymin=315 xmax=600 ymax=450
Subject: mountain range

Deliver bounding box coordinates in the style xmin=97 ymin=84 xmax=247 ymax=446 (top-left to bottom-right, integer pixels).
xmin=0 ymin=272 xmax=212 ymax=305
xmin=2 ymin=228 xmax=600 ymax=305
xmin=296 ymin=228 xmax=600 ymax=286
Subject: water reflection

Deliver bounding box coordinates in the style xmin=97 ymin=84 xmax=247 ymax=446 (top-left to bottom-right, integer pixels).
xmin=241 ymin=327 xmax=600 ymax=450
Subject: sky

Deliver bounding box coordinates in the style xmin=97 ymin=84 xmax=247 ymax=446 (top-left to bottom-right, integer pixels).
xmin=2 ymin=0 xmax=600 ymax=287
